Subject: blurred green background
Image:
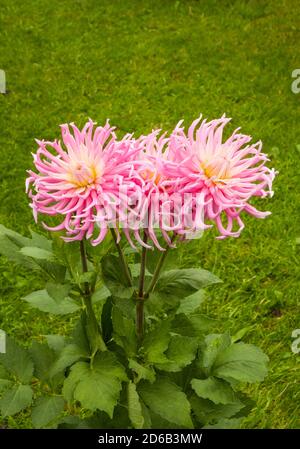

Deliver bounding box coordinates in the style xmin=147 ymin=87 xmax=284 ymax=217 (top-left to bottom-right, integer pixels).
xmin=0 ymin=0 xmax=299 ymax=428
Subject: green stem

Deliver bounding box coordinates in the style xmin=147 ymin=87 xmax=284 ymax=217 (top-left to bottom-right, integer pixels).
xmin=80 ymin=239 xmax=89 ymax=295
xmin=136 ymin=231 xmax=148 ymax=342
xmin=145 ymin=234 xmax=177 ymax=296
xmin=110 ymin=228 xmax=133 ymax=287
xmin=80 ymin=240 xmax=106 ymax=353
xmin=138 ymin=232 xmax=148 ymax=298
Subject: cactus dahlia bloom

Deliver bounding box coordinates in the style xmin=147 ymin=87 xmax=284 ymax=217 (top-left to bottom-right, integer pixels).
xmin=163 ymin=115 xmax=276 ymax=239
xmin=122 ymin=130 xmax=175 ymax=250
xmin=26 ymin=120 xmax=141 ymax=245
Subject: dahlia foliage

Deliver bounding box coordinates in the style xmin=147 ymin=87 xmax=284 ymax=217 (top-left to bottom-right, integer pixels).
xmin=0 ymin=116 xmax=276 ymax=429
xmin=26 ymin=115 xmax=276 ymax=248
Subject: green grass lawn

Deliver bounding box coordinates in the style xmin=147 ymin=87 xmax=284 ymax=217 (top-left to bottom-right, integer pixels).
xmin=0 ymin=0 xmax=299 ymax=429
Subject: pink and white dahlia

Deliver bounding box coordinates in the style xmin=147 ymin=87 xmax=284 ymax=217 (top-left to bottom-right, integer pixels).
xmin=122 ymin=129 xmax=174 ymax=250
xmin=26 ymin=120 xmax=141 ymax=245
xmin=163 ymin=115 xmax=277 ymax=238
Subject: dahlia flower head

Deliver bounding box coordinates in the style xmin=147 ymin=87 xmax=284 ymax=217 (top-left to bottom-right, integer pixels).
xmin=26 ymin=115 xmax=276 ymax=248
xmin=26 ymin=120 xmax=141 ymax=245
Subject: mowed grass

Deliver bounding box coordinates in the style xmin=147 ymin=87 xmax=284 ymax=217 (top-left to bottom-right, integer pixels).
xmin=0 ymin=0 xmax=299 ymax=429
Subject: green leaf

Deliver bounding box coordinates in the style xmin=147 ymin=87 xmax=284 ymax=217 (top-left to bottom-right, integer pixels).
xmin=128 ymin=359 xmax=156 ymax=384
xmin=37 ymin=260 xmax=67 ymax=283
xmin=171 ymin=313 xmax=216 ymax=337
xmin=45 ymin=335 xmax=67 ymax=354
xmin=101 ymin=254 xmax=134 ymax=297
xmin=57 ymin=416 xmax=86 ymax=429
xmin=29 ymin=230 xmax=52 ymax=251
xmin=129 ymin=263 xmax=151 ymax=278
xmin=0 ymin=337 xmax=33 ymax=383
xmin=198 ymin=333 xmax=232 ymax=375
xmin=32 ymin=396 xmax=65 ymax=429
xmin=63 ymin=352 xmax=127 ymax=418
xmin=140 ymin=401 xmax=152 ymax=429
xmin=23 ymin=287 xmax=80 ymax=315
xmin=155 ymin=336 xmax=198 ymax=372
xmin=77 ymin=271 xmax=96 ymax=284
xmin=203 ymin=417 xmax=242 ymax=429
xmin=0 ymin=226 xmax=64 ymax=280
xmin=213 ymin=343 xmax=269 ymax=384
xmin=72 ymin=317 xmax=91 ymax=354
xmin=146 ymin=246 xmax=177 ymax=274
xmin=30 ymin=341 xmax=56 ymax=382
xmin=50 ymin=344 xmax=88 ymax=377
xmin=46 ymin=282 xmax=71 ymax=302
xmin=190 ymin=394 xmax=244 ymax=425
xmin=191 ymin=377 xmax=237 ymax=405
xmin=189 ymin=314 xmax=218 ymax=334
xmin=127 ymin=381 xmax=144 ymax=429
xmin=112 ymin=305 xmax=137 ymax=356
xmin=176 ymin=290 xmax=207 ymax=315
xmin=231 ymin=326 xmax=253 ymax=343
xmin=0 ymin=234 xmax=37 ymax=270
xmin=0 ymin=366 xmax=13 ymax=393
xmin=138 ymin=378 xmax=193 ymax=428
xmin=92 ymin=285 xmax=111 ymax=305
xmin=20 ymin=246 xmax=54 ymax=260
xmin=101 ymin=297 xmax=113 ymax=343
xmin=142 ymin=321 xmax=171 ymax=364
xmin=145 ymin=291 xmax=180 ymax=316
xmin=0 ymin=378 xmax=13 ymax=393
xmin=0 ymin=224 xmax=31 ymax=247
xmin=156 ymin=268 xmax=221 ymax=298
xmin=0 ymin=385 xmax=33 ymax=417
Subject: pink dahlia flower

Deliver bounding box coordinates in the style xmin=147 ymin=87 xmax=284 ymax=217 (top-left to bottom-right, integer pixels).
xmin=163 ymin=115 xmax=277 ymax=239
xmin=122 ymin=129 xmax=174 ymax=250
xmin=26 ymin=120 xmax=141 ymax=245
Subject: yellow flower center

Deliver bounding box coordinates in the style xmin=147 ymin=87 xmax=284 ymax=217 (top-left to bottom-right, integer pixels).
xmin=140 ymin=169 xmax=161 ymax=185
xmin=200 ymin=155 xmax=232 ymax=185
xmin=69 ymin=162 xmax=99 ymax=188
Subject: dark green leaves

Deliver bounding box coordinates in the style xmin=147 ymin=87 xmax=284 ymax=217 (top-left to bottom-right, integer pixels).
xmin=20 ymin=246 xmax=54 ymax=261
xmin=0 ymin=385 xmax=33 ymax=417
xmin=63 ymin=352 xmax=127 ymax=418
xmin=156 ymin=268 xmax=221 ymax=298
xmin=101 ymin=254 xmax=134 ymax=298
xmin=142 ymin=321 xmax=171 ymax=364
xmin=176 ymin=290 xmax=207 ymax=315
xmin=190 ymin=395 xmax=245 ymax=425
xmin=50 ymin=343 xmax=88 ymax=377
xmin=213 ymin=343 xmax=269 ymax=383
xmin=127 ymin=381 xmax=144 ymax=429
xmin=112 ymin=304 xmax=137 ymax=356
xmin=0 ymin=225 xmax=66 ymax=281
xmin=198 ymin=333 xmax=232 ymax=374
xmin=128 ymin=359 xmax=156 ymax=384
xmin=155 ymin=336 xmax=198 ymax=372
xmin=203 ymin=417 xmax=242 ymax=429
xmin=191 ymin=377 xmax=237 ymax=405
xmin=92 ymin=285 xmax=111 ymax=305
xmin=198 ymin=334 xmax=269 ymax=384
xmin=0 ymin=366 xmax=13 ymax=394
xmin=138 ymin=378 xmax=193 ymax=428
xmin=23 ymin=283 xmax=80 ymax=315
xmin=32 ymin=396 xmax=65 ymax=428
xmin=0 ymin=337 xmax=33 ymax=383
xmin=30 ymin=341 xmax=56 ymax=382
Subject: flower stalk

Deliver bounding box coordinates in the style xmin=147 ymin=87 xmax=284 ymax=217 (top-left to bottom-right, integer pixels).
xmin=145 ymin=234 xmax=177 ymax=296
xmin=110 ymin=228 xmax=133 ymax=287
xmin=80 ymin=240 xmax=106 ymax=354
xmin=136 ymin=231 xmax=148 ymax=343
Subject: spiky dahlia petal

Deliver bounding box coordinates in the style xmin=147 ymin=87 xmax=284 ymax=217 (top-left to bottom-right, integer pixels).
xmin=26 ymin=121 xmax=142 ymax=244
xmin=164 ymin=115 xmax=277 ymax=238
